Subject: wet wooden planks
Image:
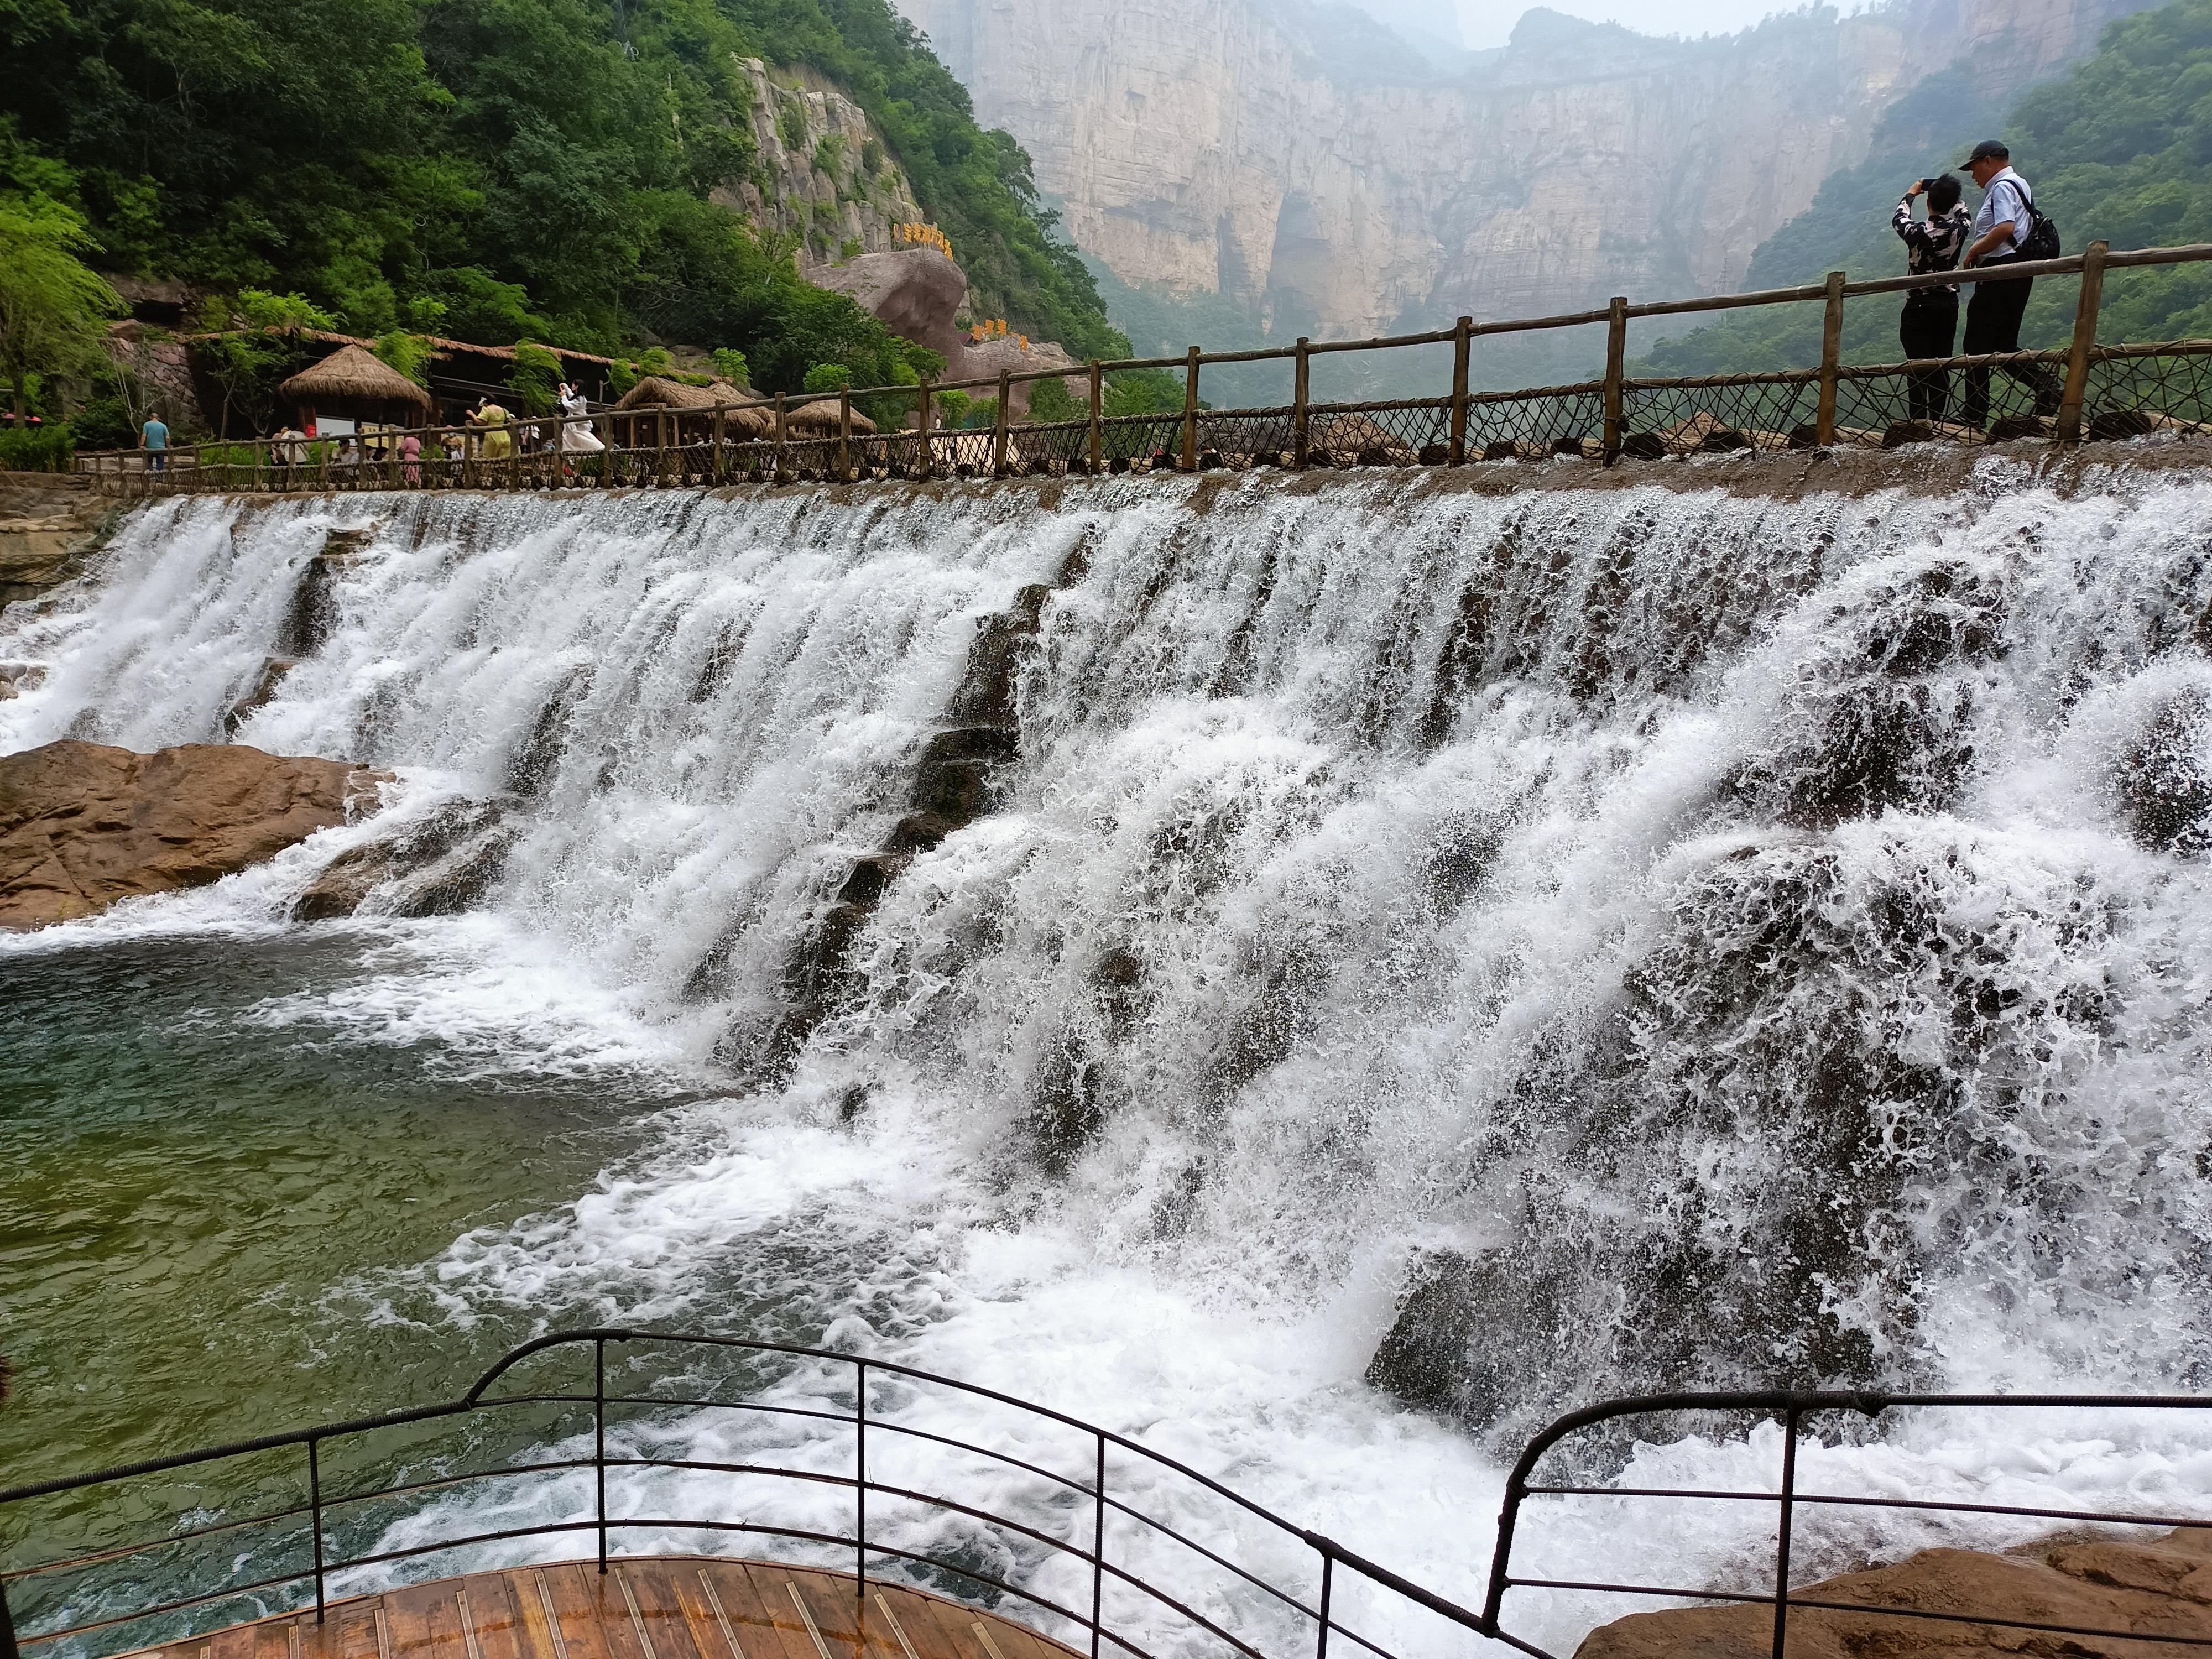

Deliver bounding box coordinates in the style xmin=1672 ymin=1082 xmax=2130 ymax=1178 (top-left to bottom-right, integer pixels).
xmin=128 ymin=1561 xmax=1082 ymax=1659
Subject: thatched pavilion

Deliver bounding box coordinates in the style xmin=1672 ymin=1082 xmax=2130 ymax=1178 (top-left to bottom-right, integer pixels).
xmin=610 ymin=377 xmax=774 ymax=442
xmin=278 ymin=344 xmax=432 ymax=432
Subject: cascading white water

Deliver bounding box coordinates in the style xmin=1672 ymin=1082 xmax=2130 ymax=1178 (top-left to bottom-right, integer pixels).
xmin=8 ymin=462 xmax=2212 ymax=1656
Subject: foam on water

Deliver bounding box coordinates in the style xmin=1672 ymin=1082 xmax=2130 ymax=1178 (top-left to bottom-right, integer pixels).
xmin=8 ymin=463 xmax=2212 ymax=1654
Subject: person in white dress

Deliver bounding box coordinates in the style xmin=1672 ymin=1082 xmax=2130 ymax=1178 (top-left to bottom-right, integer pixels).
xmin=557 ymin=383 xmax=604 ymax=453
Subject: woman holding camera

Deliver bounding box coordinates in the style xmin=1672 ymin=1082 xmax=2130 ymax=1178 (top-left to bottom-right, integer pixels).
xmin=1893 ymin=173 xmax=1972 ymax=424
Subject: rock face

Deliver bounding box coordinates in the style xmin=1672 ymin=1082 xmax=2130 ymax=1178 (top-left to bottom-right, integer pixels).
xmin=0 ymin=740 xmax=385 ymax=930
xmin=805 ymin=247 xmax=972 ymax=366
xmin=715 ymin=58 xmax=931 ymax=267
xmin=1577 ymin=1528 xmax=2212 ymax=1659
xmin=895 ymin=0 xmax=2151 ymax=336
xmin=0 ymin=473 xmax=112 ymax=608
xmin=291 ymin=796 xmax=517 ymax=921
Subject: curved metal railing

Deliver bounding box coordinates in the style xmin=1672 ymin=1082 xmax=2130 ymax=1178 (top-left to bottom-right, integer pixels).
xmin=0 ymin=1329 xmax=1489 ymax=1659
xmin=9 ymin=1347 xmax=2212 ymax=1659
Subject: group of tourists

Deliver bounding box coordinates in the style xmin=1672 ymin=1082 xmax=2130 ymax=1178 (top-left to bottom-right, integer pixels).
xmin=1891 ymin=138 xmax=2062 ymax=429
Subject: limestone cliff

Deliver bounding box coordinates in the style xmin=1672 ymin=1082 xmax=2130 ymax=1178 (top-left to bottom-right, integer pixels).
xmin=894 ymin=0 xmax=2153 ymax=337
xmin=712 ymin=59 xmax=931 ymax=267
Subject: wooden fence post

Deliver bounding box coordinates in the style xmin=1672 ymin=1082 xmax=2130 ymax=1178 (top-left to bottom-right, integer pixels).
xmin=713 ymin=405 xmax=727 ymax=483
xmin=1293 ymin=338 xmax=1311 ymax=468
xmin=1449 ymin=315 xmax=1472 ymax=466
xmin=993 ymin=370 xmax=1012 ymax=476
xmin=839 ymin=389 xmax=852 ymax=481
xmin=774 ymin=394 xmax=787 ymax=479
xmin=916 ymin=379 xmax=933 ymax=478
xmin=1815 ymin=270 xmax=1846 ymax=446
xmin=1601 ymin=296 xmax=1628 ymax=463
xmin=1088 ymin=361 xmax=1104 ymax=476
xmin=2057 ymin=240 xmax=2109 ymax=444
xmin=1180 ymin=346 xmax=1200 ymax=472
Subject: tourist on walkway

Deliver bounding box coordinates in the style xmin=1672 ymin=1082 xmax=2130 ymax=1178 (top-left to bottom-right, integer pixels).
xmin=140 ymin=413 xmax=168 ymax=476
xmin=472 ymin=397 xmax=513 ymax=460
xmin=557 ymin=382 xmax=603 ymax=454
xmin=1893 ymin=174 xmax=1971 ymax=423
xmin=400 ymin=430 xmax=421 ymax=486
xmin=1958 ymin=139 xmax=2062 ymax=430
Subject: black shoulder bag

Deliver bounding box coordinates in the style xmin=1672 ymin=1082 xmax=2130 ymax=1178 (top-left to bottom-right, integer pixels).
xmin=2013 ymin=179 xmax=2062 ymax=262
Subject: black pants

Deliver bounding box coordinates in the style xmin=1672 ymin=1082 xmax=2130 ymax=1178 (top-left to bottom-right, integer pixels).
xmin=1900 ymin=293 xmax=1959 ymax=423
xmin=1962 ymin=256 xmax=2061 ymax=427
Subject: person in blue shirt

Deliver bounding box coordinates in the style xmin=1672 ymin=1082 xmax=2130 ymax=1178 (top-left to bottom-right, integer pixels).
xmin=140 ymin=414 xmax=169 ymax=476
xmin=1957 ymin=139 xmax=2061 ymax=430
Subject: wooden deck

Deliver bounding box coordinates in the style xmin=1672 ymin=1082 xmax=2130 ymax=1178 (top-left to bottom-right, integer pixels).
xmin=124 ymin=1560 xmax=1082 ymax=1659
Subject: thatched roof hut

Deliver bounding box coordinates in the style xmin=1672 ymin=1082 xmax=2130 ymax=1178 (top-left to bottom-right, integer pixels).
xmin=611 ymin=375 xmax=773 ymax=437
xmin=278 ymin=344 xmax=432 ymax=425
xmin=786 ymin=398 xmax=878 ymax=436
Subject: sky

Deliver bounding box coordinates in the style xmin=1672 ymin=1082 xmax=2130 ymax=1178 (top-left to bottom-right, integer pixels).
xmin=1450 ymin=0 xmax=1813 ymax=50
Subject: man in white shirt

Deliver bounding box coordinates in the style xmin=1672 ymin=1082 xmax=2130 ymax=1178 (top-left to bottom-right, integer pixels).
xmin=1957 ymin=139 xmax=2060 ymax=430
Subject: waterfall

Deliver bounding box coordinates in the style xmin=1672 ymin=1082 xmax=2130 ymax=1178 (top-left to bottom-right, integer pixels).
xmin=8 ymin=464 xmax=2212 ymax=1651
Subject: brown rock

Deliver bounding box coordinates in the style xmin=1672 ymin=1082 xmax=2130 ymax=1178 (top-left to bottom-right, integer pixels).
xmin=1575 ymin=1528 xmax=2212 ymax=1659
xmin=291 ymin=797 xmax=515 ymax=921
xmin=806 ymin=246 xmax=971 ymax=367
xmin=0 ymin=739 xmax=387 ymax=930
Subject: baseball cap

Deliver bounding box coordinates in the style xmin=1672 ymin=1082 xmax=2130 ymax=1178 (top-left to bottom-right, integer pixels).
xmin=1958 ymin=139 xmax=2010 ymax=166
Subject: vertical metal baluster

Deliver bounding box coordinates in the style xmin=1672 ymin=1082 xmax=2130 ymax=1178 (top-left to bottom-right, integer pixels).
xmin=1089 ymin=1434 xmax=1106 ymax=1659
xmin=596 ymin=1337 xmax=609 ymax=1573
xmin=855 ymin=1359 xmax=868 ymax=1599
xmin=1313 ymin=1550 xmax=1334 ymax=1659
xmin=309 ymin=1437 xmax=327 ymax=1622
xmin=1771 ymin=1406 xmax=1802 ymax=1659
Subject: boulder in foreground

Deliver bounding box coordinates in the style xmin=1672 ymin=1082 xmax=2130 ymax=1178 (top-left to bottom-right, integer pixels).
xmin=1577 ymin=1526 xmax=2212 ymax=1659
xmin=0 ymin=739 xmax=386 ymax=930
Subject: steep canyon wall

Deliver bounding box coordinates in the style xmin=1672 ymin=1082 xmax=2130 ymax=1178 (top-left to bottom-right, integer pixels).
xmin=894 ymin=0 xmax=2151 ymax=337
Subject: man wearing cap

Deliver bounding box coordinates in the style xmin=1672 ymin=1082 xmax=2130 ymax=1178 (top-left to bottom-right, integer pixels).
xmin=1957 ymin=139 xmax=2061 ymax=430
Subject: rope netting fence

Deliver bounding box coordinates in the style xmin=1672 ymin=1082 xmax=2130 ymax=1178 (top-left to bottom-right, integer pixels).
xmin=75 ymin=240 xmax=2212 ymax=497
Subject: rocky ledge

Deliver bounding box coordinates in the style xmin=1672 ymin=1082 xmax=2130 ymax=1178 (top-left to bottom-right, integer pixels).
xmin=0 ymin=739 xmax=387 ymax=930
xmin=1579 ymin=1526 xmax=2212 ymax=1659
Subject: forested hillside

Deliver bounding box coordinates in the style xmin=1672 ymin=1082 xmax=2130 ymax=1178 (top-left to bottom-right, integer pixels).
xmin=0 ymin=0 xmax=1126 ymax=390
xmin=1635 ymin=0 xmax=2212 ymax=378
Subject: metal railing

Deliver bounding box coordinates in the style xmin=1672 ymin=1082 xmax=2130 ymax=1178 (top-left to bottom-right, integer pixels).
xmin=66 ymin=239 xmax=2212 ymax=499
xmin=0 ymin=1331 xmax=1491 ymax=1659
xmin=1482 ymin=1388 xmax=2212 ymax=1659
xmin=8 ymin=1352 xmax=2212 ymax=1659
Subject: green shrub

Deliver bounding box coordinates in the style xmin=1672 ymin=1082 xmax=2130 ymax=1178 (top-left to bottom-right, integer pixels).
xmin=70 ymin=394 xmax=135 ymax=451
xmin=508 ymin=341 xmax=563 ymax=413
xmin=778 ymin=101 xmax=807 ymax=154
xmin=838 ymin=237 xmax=863 ymax=262
xmin=861 ymin=137 xmax=884 ymax=176
xmin=813 ymin=134 xmax=846 ymax=176
xmin=934 ymin=389 xmax=972 ymax=427
xmin=802 ymin=362 xmax=853 ymax=394
xmin=0 ymin=424 xmax=73 ymax=471
xmin=711 ymin=347 xmax=751 ymax=385
xmin=1027 ymin=376 xmax=1083 ymax=422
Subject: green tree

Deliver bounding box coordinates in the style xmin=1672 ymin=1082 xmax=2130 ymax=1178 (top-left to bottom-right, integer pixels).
xmin=195 ymin=289 xmax=336 ymax=436
xmin=371 ymin=330 xmax=436 ymax=385
xmin=711 ymin=346 xmax=751 ymax=384
xmin=0 ymin=190 xmax=121 ymax=421
xmin=509 ymin=340 xmax=564 ymax=412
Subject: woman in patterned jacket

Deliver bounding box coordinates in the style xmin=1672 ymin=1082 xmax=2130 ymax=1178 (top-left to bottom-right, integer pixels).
xmin=1893 ymin=173 xmax=1973 ymax=423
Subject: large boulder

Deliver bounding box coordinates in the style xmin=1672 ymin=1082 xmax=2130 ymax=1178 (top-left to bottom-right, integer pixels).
xmin=957 ymin=334 xmax=1088 ymax=418
xmin=1576 ymin=1528 xmax=2212 ymax=1659
xmin=806 ymin=246 xmax=971 ymax=366
xmin=0 ymin=739 xmax=385 ymax=930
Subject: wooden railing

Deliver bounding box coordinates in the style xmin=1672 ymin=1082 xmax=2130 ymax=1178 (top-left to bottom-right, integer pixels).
xmin=74 ymin=238 xmax=2212 ymax=498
